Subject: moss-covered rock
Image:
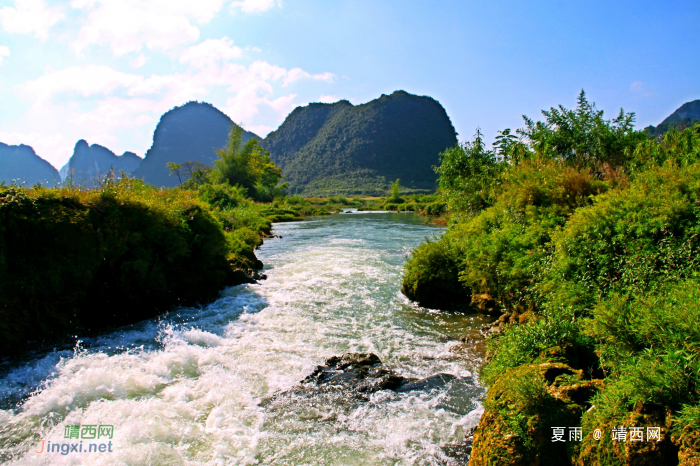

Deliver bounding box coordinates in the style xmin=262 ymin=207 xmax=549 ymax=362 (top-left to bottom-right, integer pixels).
xmin=470 ymin=362 xmax=603 ymax=466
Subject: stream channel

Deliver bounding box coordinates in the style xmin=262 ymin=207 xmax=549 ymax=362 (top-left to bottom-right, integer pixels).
xmin=0 ymin=212 xmax=490 ymax=465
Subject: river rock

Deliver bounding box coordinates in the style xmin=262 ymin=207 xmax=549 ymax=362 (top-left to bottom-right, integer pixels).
xmin=396 ymin=373 xmax=456 ymax=392
xmin=303 ymin=353 xmax=407 ymax=393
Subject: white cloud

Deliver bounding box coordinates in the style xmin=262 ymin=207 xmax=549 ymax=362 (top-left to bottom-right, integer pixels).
xmin=311 ymin=71 xmax=335 ymax=83
xmin=13 ymin=57 xmax=332 ymax=164
xmin=16 ymin=65 xmax=143 ymax=104
xmin=0 ymin=0 xmax=64 ymax=40
xmin=70 ymin=0 xmax=227 ymax=56
xmin=0 ymin=46 xmax=9 ymax=65
xmin=231 ymin=0 xmax=279 ymax=13
xmin=180 ymin=37 xmax=243 ymax=68
xmin=282 ymin=68 xmax=336 ymax=87
xmin=629 ymin=81 xmax=654 ymax=98
xmin=69 ymin=97 xmax=155 ymax=128
xmin=318 ymin=94 xmax=339 ymax=103
xmin=245 ymin=124 xmax=274 ymax=137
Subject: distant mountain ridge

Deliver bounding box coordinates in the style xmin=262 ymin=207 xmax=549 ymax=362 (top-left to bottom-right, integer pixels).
xmin=261 ymin=91 xmax=457 ymax=196
xmin=2 ymin=94 xmax=456 ymax=194
xmin=60 ymin=139 xmax=142 ymax=184
xmin=0 ymin=143 xmax=60 ymax=186
xmin=645 ymin=99 xmax=700 ymax=137
xmin=132 ymin=101 xmax=258 ymax=187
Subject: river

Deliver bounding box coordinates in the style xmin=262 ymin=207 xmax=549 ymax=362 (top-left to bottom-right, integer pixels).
xmin=0 ymin=212 xmax=488 ymax=465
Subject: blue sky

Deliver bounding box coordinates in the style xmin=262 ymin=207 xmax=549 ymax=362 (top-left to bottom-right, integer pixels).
xmin=0 ymin=0 xmax=698 ymax=169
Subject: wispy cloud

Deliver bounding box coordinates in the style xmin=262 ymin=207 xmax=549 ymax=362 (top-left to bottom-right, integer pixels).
xmin=70 ymin=0 xmax=227 ymax=56
xmin=0 ymin=0 xmax=65 ymax=40
xmin=629 ymin=81 xmax=654 ymax=98
xmin=180 ymin=37 xmax=243 ymax=68
xmin=13 ymin=53 xmax=335 ymax=165
xmin=318 ymin=94 xmax=339 ymax=103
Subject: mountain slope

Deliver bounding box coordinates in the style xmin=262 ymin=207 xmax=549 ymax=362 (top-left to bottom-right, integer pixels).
xmin=60 ymin=140 xmax=142 ymax=184
xmin=132 ymin=101 xmax=258 ymax=187
xmin=0 ymin=143 xmax=60 ymax=186
xmin=261 ymin=91 xmax=457 ymax=196
xmin=645 ymin=99 xmax=700 ymax=137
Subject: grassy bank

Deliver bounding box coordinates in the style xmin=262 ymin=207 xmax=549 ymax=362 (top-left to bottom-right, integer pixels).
xmin=0 ymin=176 xmax=291 ymax=356
xmin=401 ymin=92 xmax=700 ymax=464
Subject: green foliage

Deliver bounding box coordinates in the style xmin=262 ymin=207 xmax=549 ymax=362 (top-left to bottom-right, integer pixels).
xmin=521 ymin=90 xmax=647 ymax=169
xmin=387 ymin=178 xmax=404 ymax=204
xmin=541 ymin=161 xmax=700 ymax=316
xmin=632 ymin=122 xmax=700 ymax=168
xmin=211 ymin=124 xmax=285 ymax=202
xmin=402 ymin=93 xmax=700 ymax=463
xmin=400 ymin=236 xmax=469 ymax=309
xmin=166 ymin=162 xmax=183 ymax=185
xmin=645 ymin=117 xmax=700 ymax=138
xmin=482 ymin=316 xmax=596 ymax=386
xmin=0 ymin=180 xmax=238 ymax=355
xmin=434 ymin=129 xmax=502 ymax=215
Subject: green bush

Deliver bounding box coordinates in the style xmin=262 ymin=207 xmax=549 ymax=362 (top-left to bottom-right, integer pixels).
xmin=401 ymin=237 xmax=469 ymax=309
xmin=541 ymin=162 xmax=700 ymax=316
xmin=0 ymin=181 xmax=238 ymax=354
xmin=403 ymin=94 xmax=700 ymax=464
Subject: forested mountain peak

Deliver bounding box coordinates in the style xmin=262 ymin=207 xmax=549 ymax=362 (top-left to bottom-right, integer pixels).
xmin=132 ymin=101 xmax=258 ymax=187
xmin=646 ymin=99 xmax=700 ymax=137
xmin=60 ymin=139 xmax=142 ymax=183
xmin=261 ymin=90 xmax=457 ymax=196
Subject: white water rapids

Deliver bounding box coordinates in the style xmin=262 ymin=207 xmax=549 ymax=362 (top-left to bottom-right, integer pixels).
xmin=0 ymin=212 xmax=488 ymax=465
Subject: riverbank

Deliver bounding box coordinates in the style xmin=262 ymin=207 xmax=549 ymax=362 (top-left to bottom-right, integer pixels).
xmin=0 ymin=179 xmax=281 ymax=356
xmin=401 ymin=95 xmax=700 ymax=464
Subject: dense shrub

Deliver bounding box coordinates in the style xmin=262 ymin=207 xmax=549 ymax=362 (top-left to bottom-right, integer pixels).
xmin=400 ymin=237 xmax=469 ymax=309
xmin=402 ymin=92 xmax=700 ymax=464
xmin=0 ymin=180 xmax=241 ymax=354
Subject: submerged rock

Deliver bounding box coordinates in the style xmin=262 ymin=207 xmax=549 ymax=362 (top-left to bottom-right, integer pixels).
xmin=302 ymin=353 xmax=408 ymax=393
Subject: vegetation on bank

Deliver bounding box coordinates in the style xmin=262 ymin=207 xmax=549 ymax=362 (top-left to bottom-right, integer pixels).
xmin=401 ymin=91 xmax=700 ymax=464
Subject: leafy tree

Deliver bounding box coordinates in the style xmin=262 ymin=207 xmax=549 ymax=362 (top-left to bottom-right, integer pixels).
xmin=434 ymin=129 xmax=502 ymax=215
xmin=211 ymin=124 xmax=284 ymax=201
xmin=391 ymin=178 xmax=400 ymax=198
xmin=166 ymin=162 xmax=182 ymax=185
xmin=520 ymin=90 xmax=646 ymax=169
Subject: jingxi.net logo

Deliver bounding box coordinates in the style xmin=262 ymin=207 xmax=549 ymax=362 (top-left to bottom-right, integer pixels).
xmin=35 ymin=424 xmax=114 ymax=456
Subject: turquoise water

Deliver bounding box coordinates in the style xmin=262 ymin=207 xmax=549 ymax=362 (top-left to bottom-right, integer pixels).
xmin=0 ymin=212 xmax=488 ymax=465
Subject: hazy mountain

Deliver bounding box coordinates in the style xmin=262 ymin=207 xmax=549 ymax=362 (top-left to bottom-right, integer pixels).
xmin=645 ymin=99 xmax=700 ymax=137
xmin=60 ymin=140 xmax=142 ymax=184
xmin=261 ymin=90 xmax=458 ymax=196
xmin=132 ymin=101 xmax=258 ymax=187
xmin=0 ymin=143 xmax=61 ymax=186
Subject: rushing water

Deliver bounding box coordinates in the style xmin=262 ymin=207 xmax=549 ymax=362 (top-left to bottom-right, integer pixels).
xmin=0 ymin=212 xmax=489 ymax=465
